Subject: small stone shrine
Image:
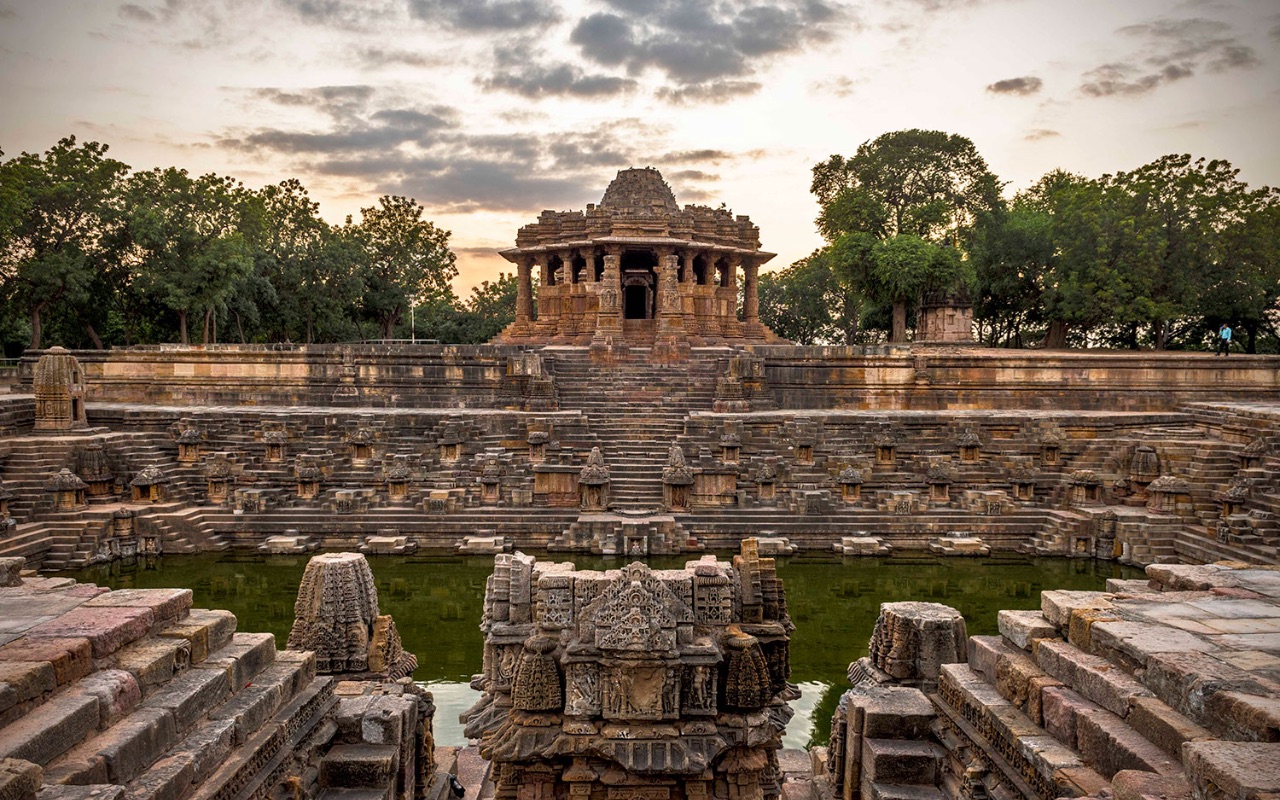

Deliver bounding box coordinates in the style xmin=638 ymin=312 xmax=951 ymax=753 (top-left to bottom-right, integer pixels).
xmin=463 ymin=538 xmax=797 ymax=800
xmin=32 ymin=346 xmax=87 ymax=431
xmin=492 ymin=167 xmax=786 ymax=348
xmin=287 ymin=552 xmax=419 ymax=679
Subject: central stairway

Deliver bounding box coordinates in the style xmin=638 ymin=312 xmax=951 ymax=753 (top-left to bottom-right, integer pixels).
xmin=547 ymin=348 xmax=723 ymax=509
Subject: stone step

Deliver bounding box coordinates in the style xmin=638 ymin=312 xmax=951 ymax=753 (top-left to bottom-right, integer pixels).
xmin=936 ymin=663 xmax=1105 ymax=793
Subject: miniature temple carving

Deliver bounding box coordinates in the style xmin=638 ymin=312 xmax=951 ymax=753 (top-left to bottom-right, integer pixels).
xmin=33 ymin=347 xmax=87 ymax=431
xmin=286 ymin=551 xmax=419 ymax=679
xmin=464 ymin=539 xmax=796 ymax=800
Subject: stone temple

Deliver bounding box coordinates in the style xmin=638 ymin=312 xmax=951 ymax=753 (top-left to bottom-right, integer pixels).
xmin=493 ymin=167 xmax=785 ymax=350
xmin=2 ymin=168 xmax=1280 ymax=800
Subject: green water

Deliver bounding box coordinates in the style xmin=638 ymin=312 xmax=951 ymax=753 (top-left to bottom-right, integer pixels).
xmin=60 ymin=552 xmax=1140 ymax=749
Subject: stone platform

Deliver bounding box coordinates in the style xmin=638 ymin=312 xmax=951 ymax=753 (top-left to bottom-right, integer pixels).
xmin=828 ymin=561 xmax=1280 ymax=800
xmin=0 ymin=561 xmax=436 ymax=800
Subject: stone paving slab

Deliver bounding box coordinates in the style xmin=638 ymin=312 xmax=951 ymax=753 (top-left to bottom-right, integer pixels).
xmin=84 ymin=590 xmax=192 ymax=628
xmin=0 ymin=638 xmax=92 ymax=686
xmin=27 ymin=608 xmax=154 ymax=660
xmin=0 ymin=689 xmax=99 ymax=764
xmin=1182 ymin=741 xmax=1280 ymax=798
xmin=155 ymin=611 xmax=235 ymax=665
xmin=0 ymin=596 xmax=91 ymax=635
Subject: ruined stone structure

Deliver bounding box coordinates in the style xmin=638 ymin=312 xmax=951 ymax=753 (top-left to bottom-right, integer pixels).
xmin=463 ymin=539 xmax=796 ymax=800
xmin=0 ymin=558 xmax=441 ymax=800
xmin=492 ymin=168 xmax=785 ymax=350
xmin=287 ymin=552 xmax=419 ymax=680
xmin=824 ymin=564 xmax=1280 ymax=800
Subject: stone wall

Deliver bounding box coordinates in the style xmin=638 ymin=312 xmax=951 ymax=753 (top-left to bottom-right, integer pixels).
xmin=19 ymin=345 xmax=1280 ymax=412
xmin=18 ymin=344 xmax=535 ymax=408
xmin=753 ymin=346 xmax=1280 ymax=411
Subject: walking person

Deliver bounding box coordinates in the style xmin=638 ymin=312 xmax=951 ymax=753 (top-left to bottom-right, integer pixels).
xmin=1216 ymin=323 xmax=1233 ymax=356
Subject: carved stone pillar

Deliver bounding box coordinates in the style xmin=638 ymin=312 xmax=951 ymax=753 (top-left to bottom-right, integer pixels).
xmin=532 ymin=255 xmax=558 ymax=336
xmin=514 ymin=258 xmax=534 ymax=332
xmin=654 ymin=249 xmax=688 ymax=360
xmin=742 ymin=258 xmax=760 ymax=323
xmin=592 ymin=248 xmax=623 ymax=347
xmin=721 ymin=255 xmax=743 ymax=338
xmin=557 ymin=249 xmax=578 ymax=339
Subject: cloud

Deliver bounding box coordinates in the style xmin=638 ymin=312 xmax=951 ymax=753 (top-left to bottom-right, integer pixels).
xmin=569 ymin=0 xmax=848 ymax=90
xmin=1271 ymin=22 xmax=1280 ymax=41
xmin=251 ymin=86 xmax=378 ymax=120
xmin=354 ymin=47 xmax=446 ymax=69
xmin=1079 ymin=16 xmax=1258 ymax=98
xmin=480 ymin=47 xmax=638 ymax=98
xmin=655 ymin=149 xmax=738 ymax=164
xmin=811 ymin=76 xmax=859 ymax=97
xmin=222 ymin=91 xmax=761 ymax=213
xmin=986 ymin=76 xmax=1042 ymax=96
xmin=667 ymin=169 xmax=719 ymax=182
xmin=119 ymin=4 xmax=157 ymax=21
xmin=406 ymin=0 xmax=559 ymax=31
xmin=1081 ymin=62 xmax=1193 ymax=97
xmin=1024 ymin=128 xmax=1060 ymax=141
xmin=655 ymin=80 xmax=761 ymax=104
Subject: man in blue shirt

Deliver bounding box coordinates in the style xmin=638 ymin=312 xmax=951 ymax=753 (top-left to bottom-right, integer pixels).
xmin=1217 ymin=324 xmax=1233 ymax=356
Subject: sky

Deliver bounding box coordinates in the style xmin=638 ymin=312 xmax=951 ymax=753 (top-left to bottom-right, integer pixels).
xmin=2 ymin=0 xmax=1278 ymax=295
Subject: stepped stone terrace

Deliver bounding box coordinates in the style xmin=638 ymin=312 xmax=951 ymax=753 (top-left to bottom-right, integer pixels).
xmin=3 ymin=173 xmax=1280 ymax=800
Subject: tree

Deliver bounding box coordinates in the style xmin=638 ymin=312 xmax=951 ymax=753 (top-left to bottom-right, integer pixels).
xmin=125 ymin=168 xmax=259 ymax=344
xmin=812 ymin=130 xmax=1002 ymax=242
xmin=349 ymin=196 xmax=457 ymax=340
xmin=871 ymin=235 xmax=967 ymax=343
xmin=968 ymin=201 xmax=1055 ymax=347
xmin=757 ymin=251 xmax=865 ymax=345
xmin=253 ymin=180 xmax=365 ymax=343
xmin=0 ymin=137 xmax=130 ymax=349
xmin=456 ymin=273 xmax=518 ymax=343
xmin=811 ymin=130 xmax=999 ymax=341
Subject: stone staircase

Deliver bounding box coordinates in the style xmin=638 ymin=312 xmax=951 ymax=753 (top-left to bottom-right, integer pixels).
xmin=0 ymin=577 xmax=335 ymax=800
xmin=927 ymin=563 xmax=1280 ymax=799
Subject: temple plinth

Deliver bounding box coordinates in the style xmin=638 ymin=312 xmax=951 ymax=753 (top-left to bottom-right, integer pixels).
xmin=492 ymin=167 xmax=786 ymax=348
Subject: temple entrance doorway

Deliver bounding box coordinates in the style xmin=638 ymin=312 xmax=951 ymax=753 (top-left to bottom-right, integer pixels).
xmin=621 ymin=249 xmax=657 ymax=320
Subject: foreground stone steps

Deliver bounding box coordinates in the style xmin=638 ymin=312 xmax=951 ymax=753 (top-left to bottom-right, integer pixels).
xmin=0 ymin=572 xmax=337 ymax=800
xmin=931 ymin=562 xmax=1280 ymax=798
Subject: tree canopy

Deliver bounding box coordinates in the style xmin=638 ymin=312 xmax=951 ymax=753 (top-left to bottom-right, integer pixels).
xmin=0 ymin=138 xmax=515 ymax=353
xmin=809 ymin=129 xmax=997 ymax=342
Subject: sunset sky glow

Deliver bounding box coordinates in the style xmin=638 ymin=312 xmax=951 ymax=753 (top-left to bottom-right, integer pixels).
xmin=2 ymin=0 xmax=1278 ymax=293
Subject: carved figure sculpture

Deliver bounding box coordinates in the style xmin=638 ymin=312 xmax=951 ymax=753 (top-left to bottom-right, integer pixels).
xmin=578 ymin=447 xmax=610 ymax=511
xmin=662 ymin=444 xmax=694 ymax=511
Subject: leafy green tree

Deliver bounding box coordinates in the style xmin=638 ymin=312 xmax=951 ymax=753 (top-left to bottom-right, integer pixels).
xmin=812 ymin=130 xmax=1002 ymax=242
xmin=968 ymin=201 xmax=1055 ymax=347
xmin=758 ymin=251 xmax=863 ymax=345
xmin=1194 ymin=186 xmax=1280 ymax=352
xmin=456 ymin=272 xmax=518 ymax=343
xmin=0 ymin=137 xmax=130 ymax=348
xmin=811 ymin=130 xmax=998 ymax=341
xmin=348 ymin=196 xmax=457 ymax=340
xmin=125 ymin=168 xmax=260 ymax=344
xmin=253 ymin=180 xmax=365 ymax=343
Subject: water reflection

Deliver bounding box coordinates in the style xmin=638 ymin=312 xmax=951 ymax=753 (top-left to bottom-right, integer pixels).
xmin=61 ymin=552 xmax=1139 ymax=749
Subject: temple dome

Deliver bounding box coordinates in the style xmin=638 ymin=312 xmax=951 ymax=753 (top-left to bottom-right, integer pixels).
xmin=598 ymin=167 xmax=679 ymax=214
